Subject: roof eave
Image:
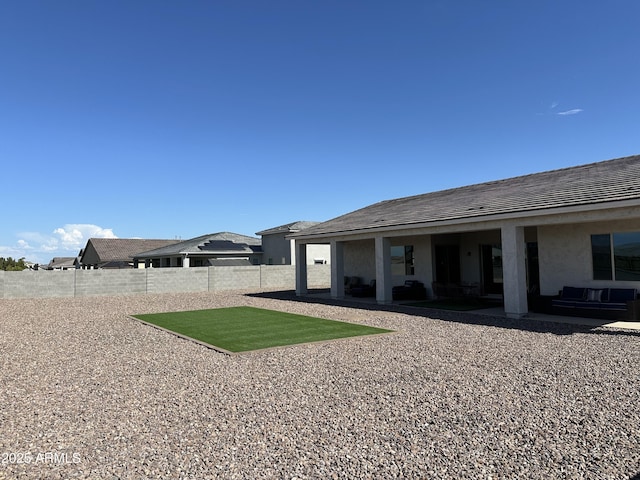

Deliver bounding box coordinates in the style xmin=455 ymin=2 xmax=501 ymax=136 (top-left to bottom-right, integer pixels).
xmin=291 ymin=198 xmax=640 ymax=242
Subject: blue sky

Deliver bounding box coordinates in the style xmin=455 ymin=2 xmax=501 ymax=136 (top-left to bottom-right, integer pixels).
xmin=1 ymin=1 xmax=639 ymax=264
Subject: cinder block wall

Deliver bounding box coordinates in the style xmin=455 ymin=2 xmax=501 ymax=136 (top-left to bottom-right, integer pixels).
xmin=209 ymin=266 xmax=261 ymax=291
xmin=0 ymin=265 xmax=330 ymax=299
xmin=307 ymin=264 xmax=331 ymax=288
xmin=147 ymin=268 xmax=209 ymax=294
xmin=260 ymin=265 xmax=295 ymax=289
xmin=75 ymin=269 xmax=147 ymax=297
xmin=3 ymin=270 xmax=75 ymax=298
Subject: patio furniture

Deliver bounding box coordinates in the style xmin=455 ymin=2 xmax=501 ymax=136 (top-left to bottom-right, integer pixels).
xmin=551 ymin=286 xmax=640 ymax=320
xmin=432 ymin=281 xmax=480 ymax=298
xmin=392 ymin=280 xmax=427 ymax=301
xmin=344 ymin=276 xmax=362 ymax=294
xmin=351 ymin=279 xmax=376 ymax=297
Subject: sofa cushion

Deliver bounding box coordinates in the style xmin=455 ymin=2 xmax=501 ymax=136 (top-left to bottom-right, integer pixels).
xmin=608 ymin=288 xmax=636 ymax=303
xmin=586 ymin=288 xmax=605 ymax=302
xmin=561 ymin=287 xmax=586 ymax=300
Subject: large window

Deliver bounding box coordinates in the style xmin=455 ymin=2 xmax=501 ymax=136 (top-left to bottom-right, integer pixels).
xmin=614 ymin=232 xmax=640 ymax=280
xmin=591 ymin=232 xmax=640 ymax=281
xmin=391 ymin=245 xmax=415 ymax=275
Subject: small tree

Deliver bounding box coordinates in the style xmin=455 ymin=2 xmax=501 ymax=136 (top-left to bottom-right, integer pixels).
xmin=0 ymin=257 xmax=28 ymax=271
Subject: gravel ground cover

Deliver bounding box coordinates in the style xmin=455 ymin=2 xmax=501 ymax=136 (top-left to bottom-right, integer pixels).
xmin=1 ymin=290 xmax=639 ymax=479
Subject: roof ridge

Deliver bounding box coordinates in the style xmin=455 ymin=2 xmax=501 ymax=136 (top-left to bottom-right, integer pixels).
xmin=377 ymin=154 xmax=640 ymax=205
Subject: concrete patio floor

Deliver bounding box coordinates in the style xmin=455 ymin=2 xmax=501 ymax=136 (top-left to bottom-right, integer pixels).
xmin=299 ymin=291 xmax=640 ymax=331
xmin=467 ymin=305 xmax=640 ymax=331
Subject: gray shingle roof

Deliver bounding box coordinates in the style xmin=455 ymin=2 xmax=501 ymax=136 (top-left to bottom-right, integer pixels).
xmin=256 ymin=221 xmax=321 ymax=236
xmin=46 ymin=257 xmax=77 ymax=269
xmin=291 ymin=155 xmax=640 ymax=238
xmin=84 ymin=239 xmax=180 ymax=263
xmin=134 ymin=232 xmax=261 ymax=258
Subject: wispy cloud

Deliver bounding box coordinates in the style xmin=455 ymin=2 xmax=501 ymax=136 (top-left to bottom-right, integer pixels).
xmin=539 ymin=102 xmax=584 ymax=117
xmin=1 ymin=224 xmax=118 ymax=264
xmin=556 ymin=108 xmax=583 ymax=116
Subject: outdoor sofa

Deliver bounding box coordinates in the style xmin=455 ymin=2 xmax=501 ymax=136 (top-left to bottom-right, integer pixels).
xmin=392 ymin=280 xmax=427 ymax=301
xmin=551 ymin=286 xmax=640 ymax=320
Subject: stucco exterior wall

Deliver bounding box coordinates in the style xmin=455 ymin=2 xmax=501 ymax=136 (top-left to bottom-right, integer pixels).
xmin=538 ymin=219 xmax=640 ymax=295
xmin=305 ymin=244 xmax=330 ymax=265
xmin=261 ymin=234 xmax=330 ymax=266
xmin=344 ymin=240 xmax=376 ymax=283
xmin=261 ymin=233 xmax=291 ymax=265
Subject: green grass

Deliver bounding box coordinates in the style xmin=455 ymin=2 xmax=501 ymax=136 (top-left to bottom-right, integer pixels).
xmin=132 ymin=306 xmax=393 ymax=353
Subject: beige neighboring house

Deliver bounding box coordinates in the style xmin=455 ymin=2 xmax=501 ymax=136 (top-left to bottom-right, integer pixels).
xmin=256 ymin=221 xmax=330 ymax=265
xmin=46 ymin=257 xmax=78 ymax=270
xmin=132 ymin=232 xmax=262 ymax=268
xmin=290 ymin=154 xmax=640 ymax=319
xmin=79 ymin=238 xmax=180 ymax=269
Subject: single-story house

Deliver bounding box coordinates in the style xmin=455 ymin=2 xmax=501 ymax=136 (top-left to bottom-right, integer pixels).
xmin=133 ymin=232 xmax=262 ymax=268
xmin=46 ymin=257 xmax=78 ymax=270
xmin=290 ymin=155 xmax=640 ymax=318
xmin=256 ymin=221 xmax=330 ymax=265
xmin=79 ymin=238 xmax=180 ymax=269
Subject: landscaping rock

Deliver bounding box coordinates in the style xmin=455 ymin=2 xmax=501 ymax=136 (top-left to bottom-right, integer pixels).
xmin=0 ymin=291 xmax=638 ymax=479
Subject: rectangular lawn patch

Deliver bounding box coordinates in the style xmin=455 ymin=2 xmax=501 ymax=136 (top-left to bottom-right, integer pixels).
xmin=131 ymin=306 xmax=393 ymax=353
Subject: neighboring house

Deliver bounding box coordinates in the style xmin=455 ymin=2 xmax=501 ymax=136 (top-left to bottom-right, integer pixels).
xmin=79 ymin=238 xmax=180 ymax=269
xmin=46 ymin=257 xmax=78 ymax=270
xmin=290 ymin=155 xmax=640 ymax=318
xmin=256 ymin=221 xmax=330 ymax=265
xmin=133 ymin=232 xmax=262 ymax=268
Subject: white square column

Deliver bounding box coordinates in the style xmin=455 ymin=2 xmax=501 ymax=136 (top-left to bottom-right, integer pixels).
xmin=375 ymin=236 xmax=393 ymax=304
xmin=295 ymin=241 xmax=308 ymax=296
xmin=330 ymin=240 xmax=345 ymax=299
xmin=501 ymin=224 xmax=528 ymax=318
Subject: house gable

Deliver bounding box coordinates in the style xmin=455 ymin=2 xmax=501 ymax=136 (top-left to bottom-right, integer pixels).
xmin=80 ymin=238 xmax=180 ymax=268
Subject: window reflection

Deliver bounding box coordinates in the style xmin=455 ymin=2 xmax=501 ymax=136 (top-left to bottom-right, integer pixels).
xmin=613 ymin=232 xmax=640 ymax=281
xmin=391 ymin=245 xmax=415 ymax=276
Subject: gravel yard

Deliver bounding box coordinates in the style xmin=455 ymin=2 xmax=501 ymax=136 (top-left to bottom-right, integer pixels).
xmin=1 ymin=290 xmax=639 ymax=479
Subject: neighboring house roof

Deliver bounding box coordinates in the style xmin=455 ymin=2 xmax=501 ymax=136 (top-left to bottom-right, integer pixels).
xmin=256 ymin=221 xmax=321 ymax=236
xmin=80 ymin=238 xmax=180 ymax=266
xmin=291 ymin=155 xmax=640 ymax=239
xmin=46 ymin=257 xmax=77 ymax=269
xmin=133 ymin=232 xmax=262 ymax=259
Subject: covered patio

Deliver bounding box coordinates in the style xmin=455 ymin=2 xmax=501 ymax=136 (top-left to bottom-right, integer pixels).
xmin=291 ymin=156 xmax=640 ymax=320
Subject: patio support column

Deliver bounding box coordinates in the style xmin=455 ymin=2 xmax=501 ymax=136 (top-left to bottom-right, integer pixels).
xmin=295 ymin=241 xmax=308 ymax=296
xmin=183 ymin=255 xmax=190 ymax=268
xmin=330 ymin=240 xmax=345 ymax=299
xmin=501 ymin=224 xmax=528 ymax=318
xmin=375 ymin=236 xmax=393 ymax=304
